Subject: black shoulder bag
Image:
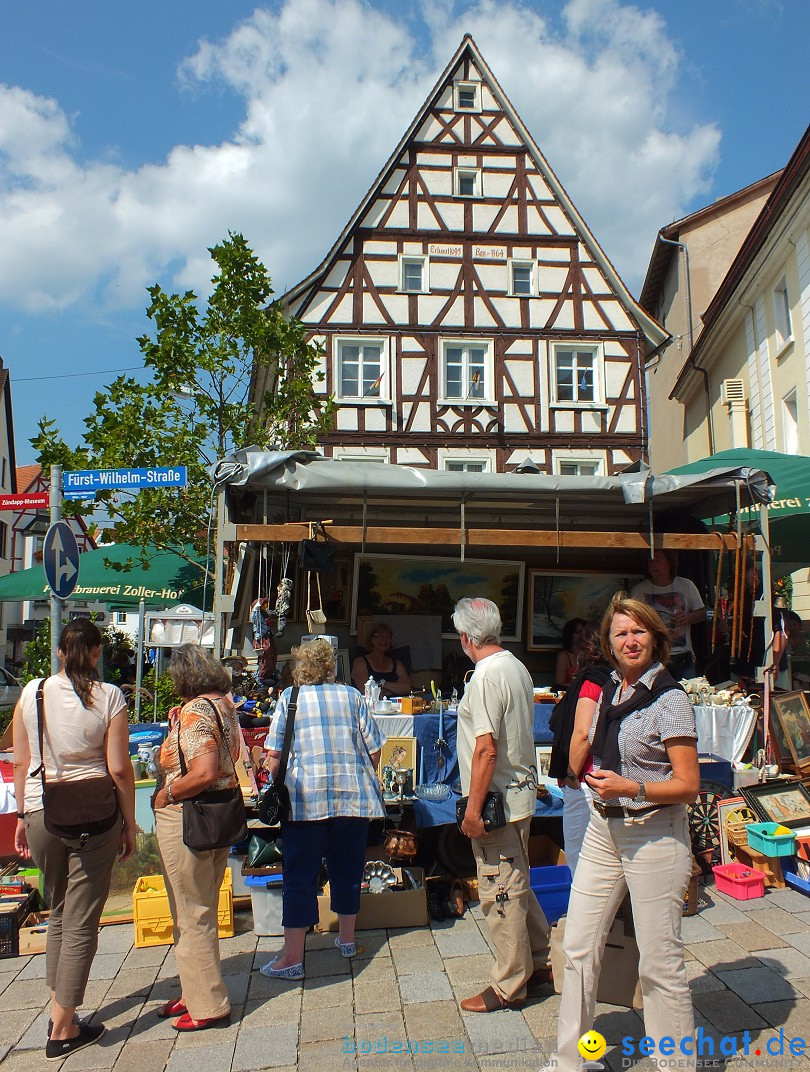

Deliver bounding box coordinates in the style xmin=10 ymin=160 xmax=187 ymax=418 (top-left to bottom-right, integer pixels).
xmin=177 ymin=698 xmax=248 ymax=851
xmin=34 ymin=679 xmax=119 ymax=846
xmin=257 ymin=686 xmax=299 ymax=826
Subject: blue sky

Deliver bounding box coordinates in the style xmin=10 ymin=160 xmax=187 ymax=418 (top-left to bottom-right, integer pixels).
xmin=2 ymin=0 xmax=808 ymax=466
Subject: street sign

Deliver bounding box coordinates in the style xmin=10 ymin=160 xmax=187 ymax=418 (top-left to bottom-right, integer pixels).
xmin=43 ymin=521 xmax=80 ymax=599
xmin=0 ymin=493 xmax=49 ymax=510
xmin=63 ymin=467 xmax=187 ymax=493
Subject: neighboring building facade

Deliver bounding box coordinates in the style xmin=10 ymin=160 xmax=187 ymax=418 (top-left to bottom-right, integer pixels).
xmin=639 ymin=173 xmax=780 ymax=472
xmin=283 ymin=36 xmax=666 ymax=476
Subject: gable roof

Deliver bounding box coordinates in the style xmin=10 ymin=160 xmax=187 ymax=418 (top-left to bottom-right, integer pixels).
xmin=283 ymin=35 xmax=667 ymax=351
xmin=16 ymin=464 xmax=41 ymax=493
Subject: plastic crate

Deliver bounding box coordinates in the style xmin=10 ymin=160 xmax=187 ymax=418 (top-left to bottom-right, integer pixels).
xmin=244 ymin=874 xmax=284 ymax=936
xmin=529 ymin=864 xmax=572 ymax=924
xmin=785 ymin=871 xmax=810 ymax=897
xmin=0 ymin=887 xmax=37 ymax=958
xmin=712 ymin=862 xmax=765 ymax=900
xmin=746 ymin=822 xmax=796 ymax=858
xmin=133 ymin=869 xmax=234 ymax=948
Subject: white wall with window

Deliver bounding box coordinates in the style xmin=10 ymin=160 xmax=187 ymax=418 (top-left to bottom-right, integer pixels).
xmin=334 ymin=337 xmax=389 ymax=402
xmin=437 ymin=448 xmax=494 ymax=473
xmin=454 ymin=81 xmax=481 ymax=112
xmin=782 ymin=390 xmax=799 ymax=455
xmin=509 ymin=259 xmax=535 ymax=296
xmin=439 ymin=339 xmax=494 ymax=404
xmin=399 ymin=255 xmax=428 ymax=293
xmin=454 ymin=168 xmax=481 ymax=198
xmin=550 ymin=343 xmax=605 ymax=405
xmin=551 ymin=451 xmax=606 ymax=476
xmin=772 ymin=274 xmax=793 ymax=352
xmin=333 ymin=450 xmax=389 ymax=463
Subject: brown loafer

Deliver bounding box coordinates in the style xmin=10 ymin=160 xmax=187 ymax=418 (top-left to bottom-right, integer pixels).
xmin=526 ymin=966 xmax=554 ymax=993
xmin=460 ymin=986 xmax=524 ymax=1013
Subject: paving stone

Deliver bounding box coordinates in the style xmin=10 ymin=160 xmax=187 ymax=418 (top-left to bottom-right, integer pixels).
xmin=442 ymin=953 xmax=495 ymax=987
xmin=685 ymin=960 xmax=726 ymax=993
xmin=87 ymin=955 xmax=128 ymax=981
xmin=14 ymin=1009 xmax=50 ymax=1051
xmin=166 ymin=1041 xmax=235 ymax=1072
xmin=593 ymin=1005 xmax=648 ymax=1044
xmin=398 ymin=972 xmax=453 ymax=1004
xmin=110 ymin=1038 xmax=174 ymax=1072
xmin=753 ymin=905 xmax=810 ymax=935
xmin=240 ymin=993 xmax=301 ymax=1028
xmin=401 ymin=999 xmax=464 ymax=1042
xmin=0 ymin=1051 xmax=45 ymax=1072
xmin=96 ymin=926 xmax=134 ymax=955
xmin=303 ymin=949 xmax=352 ymax=979
xmin=716 ymin=921 xmax=789 ymax=950
xmin=693 ymin=988 xmax=768 ymax=1032
xmin=0 ymin=979 xmax=51 ymax=1011
xmin=750 ymin=998 xmax=810 ymax=1034
xmin=122 ymin=945 xmax=168 ymax=968
xmin=300 ymin=1005 xmax=353 ymax=1044
xmin=758 ymin=888 xmax=810 ymax=913
xmin=124 ymin=1003 xmax=181 ymax=1042
xmin=223 ymin=973 xmax=250 ymax=1005
xmin=431 ymin=922 xmax=490 ymax=959
xmin=756 ymin=945 xmax=810 ymax=978
xmin=61 ymin=1039 xmax=124 ymax=1071
xmin=14 ymin=958 xmax=46 ymax=981
xmin=688 ymin=938 xmax=755 ymax=971
xmin=386 ymin=929 xmax=436 ymax=950
xmin=680 ymin=916 xmax=727 ymax=943
xmin=173 ymin=1019 xmax=239 ymax=1049
xmin=245 ymin=971 xmax=303 ymax=1003
xmin=715 ymin=964 xmax=797 ymax=1003
xmin=785 ymin=931 xmax=810 ymax=956
xmin=299 ymin=1038 xmax=362 ymax=1072
xmin=350 ymin=958 xmax=396 ymax=984
xmin=462 ymin=1005 xmax=539 ymax=1054
xmin=697 ymin=899 xmax=749 ymax=925
xmin=390 ymin=945 xmax=444 ymax=975
xmin=354 ymin=1009 xmax=406 ymax=1043
xmin=220 ymin=952 xmax=255 ymax=976
xmin=104 ymin=967 xmax=159 ymax=999
xmin=353 ymin=981 xmax=399 ymax=1015
xmin=232 ymin=1025 xmax=298 ymax=1070
xmin=301 ymin=977 xmax=352 ymax=1011
xmin=351 ymin=931 xmax=389 ymax=960
xmin=412 ymin=1048 xmax=479 ymax=1072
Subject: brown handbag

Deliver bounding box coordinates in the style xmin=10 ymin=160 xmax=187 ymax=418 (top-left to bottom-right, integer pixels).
xmin=34 ymin=680 xmax=119 ymax=845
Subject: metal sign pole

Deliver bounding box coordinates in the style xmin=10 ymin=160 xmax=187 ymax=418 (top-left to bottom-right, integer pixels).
xmin=135 ymin=598 xmax=145 ymax=722
xmin=49 ymin=465 xmax=62 ymax=675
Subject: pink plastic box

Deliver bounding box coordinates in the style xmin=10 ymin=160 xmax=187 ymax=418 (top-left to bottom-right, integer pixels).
xmin=712 ymin=862 xmax=766 ymax=900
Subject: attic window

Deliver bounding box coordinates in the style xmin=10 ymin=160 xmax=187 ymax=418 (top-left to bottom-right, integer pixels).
xmin=455 ymin=168 xmax=481 ymax=198
xmin=454 ymin=81 xmax=481 ymax=112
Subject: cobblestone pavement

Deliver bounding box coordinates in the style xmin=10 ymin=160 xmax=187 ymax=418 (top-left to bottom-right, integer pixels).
xmin=1 ymin=881 xmax=809 ymax=1071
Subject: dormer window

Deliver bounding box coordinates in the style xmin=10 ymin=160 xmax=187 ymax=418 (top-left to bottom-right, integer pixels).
xmin=454 ymin=81 xmax=481 ymax=112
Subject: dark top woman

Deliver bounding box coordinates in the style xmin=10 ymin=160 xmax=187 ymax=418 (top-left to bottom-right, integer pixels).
xmin=351 ymin=622 xmax=411 ymax=697
xmin=554 ymin=618 xmax=586 ymax=687
xmin=551 ymin=595 xmax=699 ymax=1072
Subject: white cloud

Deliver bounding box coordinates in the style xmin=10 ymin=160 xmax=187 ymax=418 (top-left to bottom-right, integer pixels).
xmin=0 ymin=0 xmax=720 ymax=313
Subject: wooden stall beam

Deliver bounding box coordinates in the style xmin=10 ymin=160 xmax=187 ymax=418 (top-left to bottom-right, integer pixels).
xmin=236 ymin=524 xmax=747 ymax=552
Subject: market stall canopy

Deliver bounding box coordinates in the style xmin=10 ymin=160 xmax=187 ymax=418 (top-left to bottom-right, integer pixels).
xmin=214 ymin=448 xmax=773 ymax=540
xmin=667 ymin=449 xmax=810 ymax=573
xmin=0 ymin=543 xmax=210 ymax=607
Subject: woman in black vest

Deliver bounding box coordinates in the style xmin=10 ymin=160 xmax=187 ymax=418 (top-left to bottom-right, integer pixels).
xmin=550 ymin=595 xmax=699 ymax=1072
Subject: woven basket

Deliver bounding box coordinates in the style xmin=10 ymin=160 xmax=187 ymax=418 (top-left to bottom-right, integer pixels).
xmin=725 ymin=807 xmax=756 ymax=849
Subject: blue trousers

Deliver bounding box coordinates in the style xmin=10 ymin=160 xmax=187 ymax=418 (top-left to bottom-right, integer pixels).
xmin=281 ymin=817 xmax=369 ymax=928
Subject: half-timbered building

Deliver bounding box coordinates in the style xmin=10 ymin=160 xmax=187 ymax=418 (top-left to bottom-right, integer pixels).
xmin=284 ymin=36 xmax=667 ymax=475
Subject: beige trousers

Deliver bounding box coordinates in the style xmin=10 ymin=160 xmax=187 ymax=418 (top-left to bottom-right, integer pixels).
xmin=156 ymin=806 xmax=230 ymax=1020
xmin=471 ymin=816 xmax=550 ymax=1002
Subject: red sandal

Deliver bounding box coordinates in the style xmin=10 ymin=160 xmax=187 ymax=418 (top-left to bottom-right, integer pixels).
xmin=156 ymin=999 xmax=187 ymax=1019
xmin=172 ymin=1011 xmax=231 ymax=1032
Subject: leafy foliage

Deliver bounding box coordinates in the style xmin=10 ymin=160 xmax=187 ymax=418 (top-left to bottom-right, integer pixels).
xmin=32 ymin=233 xmax=334 ymax=575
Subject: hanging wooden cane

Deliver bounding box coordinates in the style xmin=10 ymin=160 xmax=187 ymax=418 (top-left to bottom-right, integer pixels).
xmin=730 ymin=533 xmax=742 ymax=659
xmin=736 ymin=535 xmax=749 ymax=659
xmin=712 ymin=536 xmax=725 ymax=654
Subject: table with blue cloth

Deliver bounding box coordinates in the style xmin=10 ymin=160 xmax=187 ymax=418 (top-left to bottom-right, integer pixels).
xmin=374 ymin=704 xmax=563 ymax=828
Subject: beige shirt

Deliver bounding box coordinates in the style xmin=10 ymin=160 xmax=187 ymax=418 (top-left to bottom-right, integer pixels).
xmin=456 ymin=650 xmax=536 ymax=822
xmin=19 ymin=675 xmax=126 ymax=813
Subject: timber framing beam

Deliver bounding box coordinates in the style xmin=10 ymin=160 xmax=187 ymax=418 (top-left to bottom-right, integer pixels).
xmin=236 ymin=524 xmax=747 ymax=552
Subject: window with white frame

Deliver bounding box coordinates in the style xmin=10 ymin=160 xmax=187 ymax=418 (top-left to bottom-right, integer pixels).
xmin=334 ymin=453 xmax=388 ymax=464
xmin=556 ymin=459 xmax=603 ymax=477
xmin=552 ymin=344 xmax=602 ymax=404
xmin=509 ymin=260 xmax=534 ymax=296
xmin=443 ymin=459 xmax=491 ymax=473
xmin=440 ymin=339 xmax=493 ymax=403
xmin=400 ymin=255 xmax=427 ymax=293
xmin=336 ymin=338 xmax=387 ymax=401
xmin=115 ymin=611 xmax=128 ymax=624
xmin=783 ymin=390 xmax=799 ymax=455
xmin=773 ymin=275 xmax=792 ymax=349
xmin=454 ymin=81 xmax=481 ymax=112
xmin=454 ymin=168 xmax=481 ymax=198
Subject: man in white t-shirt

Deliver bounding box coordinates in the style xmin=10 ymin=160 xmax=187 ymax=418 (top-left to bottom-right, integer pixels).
xmin=453 ymin=597 xmax=551 ymax=1013
xmin=631 ymin=550 xmax=706 ymax=679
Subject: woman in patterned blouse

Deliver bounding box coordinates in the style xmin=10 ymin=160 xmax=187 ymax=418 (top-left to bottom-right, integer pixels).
xmin=152 ymin=645 xmax=241 ymax=1032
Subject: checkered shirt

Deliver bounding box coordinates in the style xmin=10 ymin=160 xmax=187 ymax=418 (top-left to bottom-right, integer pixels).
xmin=266 ymin=683 xmax=385 ymax=821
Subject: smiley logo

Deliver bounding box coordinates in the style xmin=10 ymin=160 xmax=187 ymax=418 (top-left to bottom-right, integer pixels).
xmin=578 ymin=1031 xmax=607 ymax=1061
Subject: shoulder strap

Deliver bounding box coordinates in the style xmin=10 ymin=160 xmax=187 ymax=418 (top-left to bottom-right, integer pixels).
xmin=273 ymin=686 xmax=299 ymax=788
xmin=33 ymin=679 xmax=47 ymax=783
xmin=177 ymin=696 xmax=241 ymax=781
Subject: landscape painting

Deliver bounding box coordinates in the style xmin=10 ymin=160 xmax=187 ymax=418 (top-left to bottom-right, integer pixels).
xmin=351 ymin=554 xmax=524 ymax=641
xmin=527 ymin=571 xmax=636 ymax=650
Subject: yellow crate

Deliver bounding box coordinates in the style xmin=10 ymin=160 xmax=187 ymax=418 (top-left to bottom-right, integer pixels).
xmin=133 ymin=869 xmax=234 ymax=948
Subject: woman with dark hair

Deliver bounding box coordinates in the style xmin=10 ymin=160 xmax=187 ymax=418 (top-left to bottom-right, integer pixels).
xmin=12 ymin=620 xmax=135 ymax=1061
xmin=549 ymin=595 xmax=699 ymax=1072
xmin=554 ymin=618 xmax=586 ymax=687
xmin=151 ymin=645 xmax=242 ymax=1032
xmin=351 ymin=622 xmax=411 ymax=697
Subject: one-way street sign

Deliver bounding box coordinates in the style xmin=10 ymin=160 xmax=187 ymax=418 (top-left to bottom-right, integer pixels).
xmin=63 ymin=467 xmax=187 ymax=493
xmin=43 ymin=521 xmax=80 ymax=599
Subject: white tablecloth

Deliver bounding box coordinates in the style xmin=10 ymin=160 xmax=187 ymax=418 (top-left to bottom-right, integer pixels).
xmin=694 ymin=705 xmax=757 ymax=765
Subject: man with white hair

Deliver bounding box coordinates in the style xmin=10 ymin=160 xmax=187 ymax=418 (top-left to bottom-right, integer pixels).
xmin=453 ymin=596 xmax=552 ymax=1012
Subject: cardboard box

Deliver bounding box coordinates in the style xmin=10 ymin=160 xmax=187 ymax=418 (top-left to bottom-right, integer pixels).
xmin=528 ymin=834 xmax=566 ymax=868
xmin=316 ymin=867 xmax=427 ymax=931
xmin=17 ymin=911 xmax=49 ymax=956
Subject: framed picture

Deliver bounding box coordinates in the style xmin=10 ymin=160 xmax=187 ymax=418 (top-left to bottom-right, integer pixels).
xmin=716 ymin=795 xmax=747 ymax=865
xmin=535 ymin=745 xmax=554 ymax=788
xmin=352 ymin=554 xmax=524 ymax=641
xmin=378 ymin=736 xmax=417 ymax=799
xmin=527 ymin=571 xmax=637 ymax=650
xmin=771 ymin=692 xmax=810 ymax=773
xmin=742 ymin=781 xmax=810 ymax=830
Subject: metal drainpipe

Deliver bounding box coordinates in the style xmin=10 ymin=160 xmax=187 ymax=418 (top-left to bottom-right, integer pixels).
xmin=658 ymin=234 xmax=715 ymax=456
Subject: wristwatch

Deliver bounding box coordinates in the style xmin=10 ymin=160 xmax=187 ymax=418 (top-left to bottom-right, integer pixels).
xmin=634 ymin=781 xmax=646 ymax=804
xmin=166 ymin=783 xmax=177 ymax=805
xmin=16 ymin=812 xmax=25 ymax=820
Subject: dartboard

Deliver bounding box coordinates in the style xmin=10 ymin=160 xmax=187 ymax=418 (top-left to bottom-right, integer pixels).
xmin=688 ymin=780 xmax=736 ymax=874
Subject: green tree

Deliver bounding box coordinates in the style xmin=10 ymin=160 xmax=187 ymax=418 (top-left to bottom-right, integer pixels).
xmin=32 ymin=233 xmax=334 ymax=576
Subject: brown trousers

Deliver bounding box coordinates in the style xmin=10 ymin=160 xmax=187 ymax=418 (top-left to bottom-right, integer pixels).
xmin=472 ymin=816 xmax=551 ymax=1002
xmin=156 ymin=806 xmax=230 ymax=1020
xmin=26 ymin=809 xmax=121 ymax=1008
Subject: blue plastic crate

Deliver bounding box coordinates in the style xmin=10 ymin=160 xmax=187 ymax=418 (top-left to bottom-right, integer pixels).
xmin=529 ymin=864 xmax=572 ymax=924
